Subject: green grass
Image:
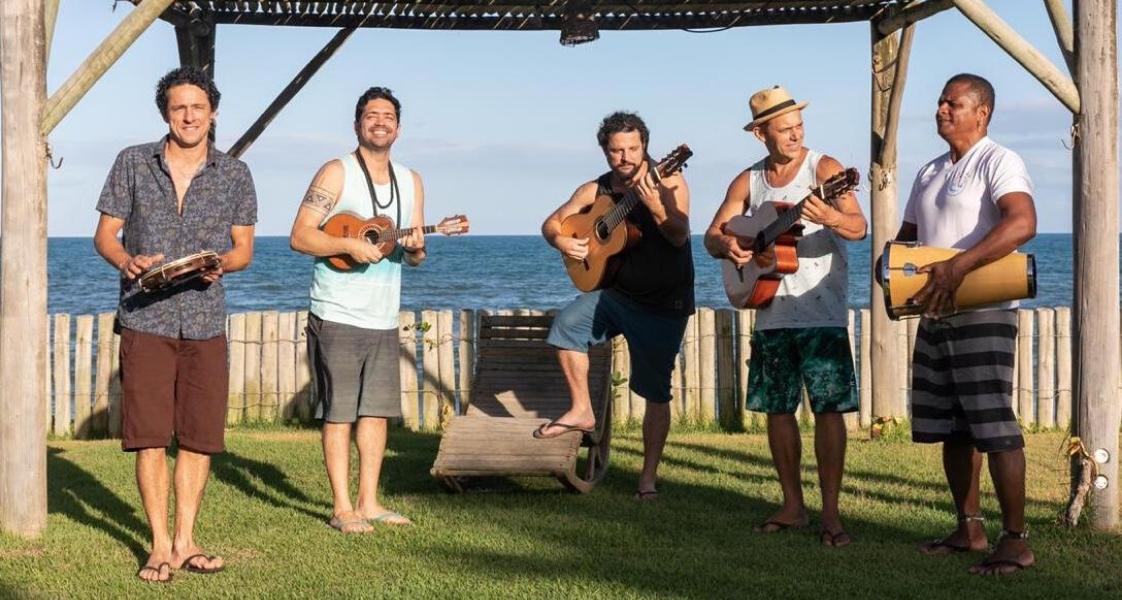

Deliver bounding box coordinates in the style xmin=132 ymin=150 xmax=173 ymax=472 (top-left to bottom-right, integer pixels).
xmin=2 ymin=430 xmax=1121 ymax=599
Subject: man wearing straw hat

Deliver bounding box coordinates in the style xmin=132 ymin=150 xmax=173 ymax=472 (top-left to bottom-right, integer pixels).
xmin=93 ymin=66 xmax=257 ymax=582
xmin=704 ymin=86 xmax=867 ymax=547
xmin=892 ymin=73 xmax=1036 ymax=575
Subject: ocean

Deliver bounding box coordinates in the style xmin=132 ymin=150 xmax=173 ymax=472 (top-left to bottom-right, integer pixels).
xmin=48 ymin=234 xmax=1090 ymax=316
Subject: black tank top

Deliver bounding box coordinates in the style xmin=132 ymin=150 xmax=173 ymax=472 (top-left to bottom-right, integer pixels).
xmin=596 ymin=172 xmax=695 ymax=316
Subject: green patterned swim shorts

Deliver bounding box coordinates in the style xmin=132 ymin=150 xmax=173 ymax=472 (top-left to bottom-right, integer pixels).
xmin=746 ymin=327 xmax=858 ymax=415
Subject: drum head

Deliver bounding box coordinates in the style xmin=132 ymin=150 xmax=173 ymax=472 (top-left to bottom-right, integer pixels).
xmin=139 ymin=251 xmax=221 ymax=293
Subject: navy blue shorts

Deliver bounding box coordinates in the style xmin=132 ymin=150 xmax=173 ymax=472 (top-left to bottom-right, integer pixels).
xmin=546 ymin=290 xmax=688 ymax=403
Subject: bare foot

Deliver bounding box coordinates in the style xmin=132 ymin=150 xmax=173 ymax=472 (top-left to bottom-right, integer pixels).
xmin=969 ymin=534 xmax=1035 ymax=576
xmin=919 ymin=519 xmax=988 ymax=555
xmin=172 ymin=545 xmax=225 ymax=574
xmin=753 ymin=508 xmax=809 ymax=533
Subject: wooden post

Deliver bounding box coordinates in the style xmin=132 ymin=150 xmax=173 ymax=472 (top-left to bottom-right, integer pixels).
xmin=243 ymin=311 xmax=263 ymax=422
xmin=869 ymin=21 xmax=907 ymax=420
xmin=611 ymin=336 xmax=631 ymax=424
xmin=670 ymin=344 xmax=683 ymax=421
xmin=51 ymin=315 xmax=71 ymax=438
xmin=1071 ymin=0 xmax=1120 ymax=529
xmin=228 ymin=27 xmax=356 ymax=159
xmin=0 ymin=0 xmax=48 ymax=537
xmin=859 ymin=309 xmax=873 ymax=428
xmin=436 ymin=310 xmax=456 ymax=428
xmin=876 ymin=0 xmax=953 ymax=35
xmin=716 ymin=309 xmax=739 ymax=431
xmin=43 ymin=0 xmax=59 ymax=65
xmin=1037 ymin=308 xmax=1056 ymax=429
xmin=108 ymin=332 xmax=122 ymax=438
xmin=260 ymin=311 xmax=279 ymax=422
xmin=40 ymin=0 xmax=177 ymax=136
xmin=227 ymin=313 xmax=246 ymax=425
xmin=844 ymin=309 xmax=858 ymax=430
xmin=399 ymin=311 xmax=419 ymax=430
xmin=421 ymin=310 xmax=441 ymax=430
xmin=621 ymin=336 xmax=645 ymax=422
xmin=73 ymin=316 xmax=94 ymax=438
xmin=295 ymin=311 xmax=311 ymax=421
xmin=1016 ymin=309 xmax=1035 ymax=426
xmin=1055 ymin=307 xmax=1073 ymax=430
xmin=93 ymin=313 xmax=114 ymax=436
xmin=953 ymin=0 xmax=1079 ymax=113
xmin=457 ymin=309 xmax=475 ymax=414
xmin=698 ymin=308 xmax=717 ymax=426
xmin=736 ymin=309 xmax=757 ymax=429
xmin=1044 ymin=0 xmax=1077 ymax=75
xmin=278 ymin=312 xmax=297 ymax=421
xmin=682 ymin=311 xmax=700 ymax=422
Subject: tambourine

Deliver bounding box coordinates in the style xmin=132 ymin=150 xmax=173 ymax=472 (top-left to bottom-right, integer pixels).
xmin=138 ymin=251 xmax=222 ymax=293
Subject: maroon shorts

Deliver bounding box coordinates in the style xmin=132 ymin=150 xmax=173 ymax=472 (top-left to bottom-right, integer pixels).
xmin=119 ymin=328 xmax=228 ymax=454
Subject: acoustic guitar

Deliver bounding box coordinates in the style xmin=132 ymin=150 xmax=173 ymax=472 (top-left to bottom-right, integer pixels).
xmin=321 ymin=213 xmax=469 ymax=270
xmin=720 ymin=168 xmax=859 ymax=308
xmin=559 ymin=145 xmax=693 ymax=292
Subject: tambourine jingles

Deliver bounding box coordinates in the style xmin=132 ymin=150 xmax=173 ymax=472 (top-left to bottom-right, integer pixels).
xmin=138 ymin=251 xmax=222 ymax=293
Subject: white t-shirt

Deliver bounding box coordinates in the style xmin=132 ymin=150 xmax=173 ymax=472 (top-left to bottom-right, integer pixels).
xmin=903 ymin=136 xmax=1033 ymax=309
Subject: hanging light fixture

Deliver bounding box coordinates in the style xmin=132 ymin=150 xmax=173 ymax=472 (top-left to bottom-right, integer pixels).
xmin=559 ymin=0 xmax=599 ymax=46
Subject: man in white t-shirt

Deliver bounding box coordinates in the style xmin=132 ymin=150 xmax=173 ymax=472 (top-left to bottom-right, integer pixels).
xmin=893 ymin=73 xmax=1037 ymax=575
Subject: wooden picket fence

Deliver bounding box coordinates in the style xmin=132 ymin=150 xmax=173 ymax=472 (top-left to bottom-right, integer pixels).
xmin=45 ymin=307 xmax=1075 ymax=439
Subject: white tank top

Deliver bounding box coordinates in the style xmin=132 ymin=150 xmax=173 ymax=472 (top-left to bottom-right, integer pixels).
xmin=747 ymin=149 xmax=849 ymax=330
xmin=309 ymin=154 xmax=415 ymax=330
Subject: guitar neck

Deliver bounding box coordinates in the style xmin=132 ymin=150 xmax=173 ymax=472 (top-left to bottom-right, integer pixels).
xmin=367 ymin=224 xmax=439 ymax=242
xmin=600 ymin=190 xmax=642 ymax=233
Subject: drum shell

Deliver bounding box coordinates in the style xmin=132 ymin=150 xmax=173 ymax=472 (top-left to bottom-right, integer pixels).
xmin=879 ymin=242 xmax=1035 ymax=319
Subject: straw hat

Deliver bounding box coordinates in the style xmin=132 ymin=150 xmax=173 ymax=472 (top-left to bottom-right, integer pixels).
xmin=743 ymin=86 xmax=809 ymax=131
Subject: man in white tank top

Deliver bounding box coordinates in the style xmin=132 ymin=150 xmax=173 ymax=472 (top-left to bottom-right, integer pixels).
xmin=289 ymin=87 xmax=426 ymax=533
xmin=704 ymin=86 xmax=867 ymax=547
xmin=894 ymin=74 xmax=1036 ymax=575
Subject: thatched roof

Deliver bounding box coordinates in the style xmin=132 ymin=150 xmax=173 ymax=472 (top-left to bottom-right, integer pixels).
xmin=157 ymin=1 xmax=900 ymax=31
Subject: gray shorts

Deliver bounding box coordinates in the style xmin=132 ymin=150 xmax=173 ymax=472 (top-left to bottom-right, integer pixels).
xmin=307 ymin=314 xmax=402 ymax=423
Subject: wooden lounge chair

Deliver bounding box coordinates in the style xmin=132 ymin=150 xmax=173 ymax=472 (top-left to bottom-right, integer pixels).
xmin=431 ymin=313 xmax=612 ymax=493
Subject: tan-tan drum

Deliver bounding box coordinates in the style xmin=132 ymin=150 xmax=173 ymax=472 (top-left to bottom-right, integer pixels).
xmin=877 ymin=241 xmax=1036 ymax=320
xmin=138 ymin=250 xmax=222 ymax=293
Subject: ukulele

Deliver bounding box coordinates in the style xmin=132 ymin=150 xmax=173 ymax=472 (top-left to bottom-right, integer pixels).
xmin=321 ymin=213 xmax=469 ymax=270
xmin=720 ymin=168 xmax=859 ymax=308
xmin=559 ymin=145 xmax=693 ymax=292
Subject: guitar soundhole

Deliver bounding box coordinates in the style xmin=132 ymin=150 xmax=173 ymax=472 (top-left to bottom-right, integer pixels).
xmin=365 ymin=231 xmax=381 ymax=244
xmin=594 ymin=220 xmax=610 ymax=241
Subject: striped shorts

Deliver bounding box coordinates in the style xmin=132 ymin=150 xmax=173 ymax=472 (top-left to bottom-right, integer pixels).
xmin=910 ymin=309 xmax=1024 ymax=453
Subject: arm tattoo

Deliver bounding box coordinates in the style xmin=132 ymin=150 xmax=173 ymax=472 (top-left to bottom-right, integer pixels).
xmin=301 ymin=185 xmax=336 ymax=214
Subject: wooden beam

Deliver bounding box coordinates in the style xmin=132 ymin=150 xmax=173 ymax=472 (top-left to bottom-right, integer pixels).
xmin=1044 ymin=0 xmax=1076 ymax=76
xmin=1071 ymin=0 xmax=1119 ymax=531
xmin=40 ymin=0 xmax=175 ymax=136
xmin=952 ymin=0 xmax=1079 ymax=113
xmin=0 ymin=0 xmax=48 ymax=538
xmin=868 ymin=22 xmax=907 ymax=420
xmin=43 ymin=0 xmax=59 ymax=65
xmin=228 ymin=27 xmax=356 ymax=159
xmin=877 ymin=0 xmax=954 ymax=35
xmin=879 ymin=24 xmax=915 ymax=166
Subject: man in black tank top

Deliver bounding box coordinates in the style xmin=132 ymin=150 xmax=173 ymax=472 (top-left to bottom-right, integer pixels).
xmin=539 ymin=112 xmax=694 ymax=500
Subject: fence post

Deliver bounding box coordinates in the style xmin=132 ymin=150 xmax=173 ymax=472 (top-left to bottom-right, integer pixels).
xmin=716 ymin=309 xmax=739 ymax=431
xmin=51 ymin=314 xmax=71 ymax=438
xmin=1036 ymin=308 xmax=1056 ymax=429
xmin=73 ymin=315 xmax=94 ymax=438
xmin=243 ymin=311 xmax=263 ymax=422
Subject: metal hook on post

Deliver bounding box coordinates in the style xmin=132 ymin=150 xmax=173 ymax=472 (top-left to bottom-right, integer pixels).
xmin=45 ymin=143 xmax=63 ymax=169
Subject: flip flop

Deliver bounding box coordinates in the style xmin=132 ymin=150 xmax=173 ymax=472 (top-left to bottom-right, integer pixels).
xmin=919 ymin=538 xmax=976 ymax=554
xmin=820 ymin=530 xmax=853 ymax=548
xmin=633 ymin=490 xmax=659 ymax=502
xmin=532 ymin=420 xmax=594 ymax=439
xmin=137 ymin=562 xmax=173 ymax=583
xmin=328 ymin=515 xmax=372 ymax=534
xmin=971 ymin=557 xmax=1032 ymax=575
xmin=753 ymin=519 xmax=808 ymax=534
xmin=179 ymin=553 xmax=225 ymax=575
xmin=368 ymin=511 xmax=412 ymax=526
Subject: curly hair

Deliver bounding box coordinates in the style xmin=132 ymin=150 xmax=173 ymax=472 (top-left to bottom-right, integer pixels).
xmin=154 ymin=66 xmax=220 ymax=117
xmin=354 ymin=87 xmax=402 ymax=123
xmin=596 ymin=111 xmax=649 ymax=149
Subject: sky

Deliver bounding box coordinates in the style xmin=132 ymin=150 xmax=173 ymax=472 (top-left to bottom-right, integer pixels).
xmin=6 ymin=1 xmax=1120 ymax=236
